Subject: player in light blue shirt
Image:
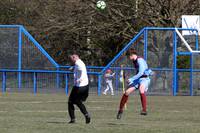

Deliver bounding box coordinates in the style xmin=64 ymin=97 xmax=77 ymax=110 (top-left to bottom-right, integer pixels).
xmin=117 ymin=48 xmax=152 ymax=119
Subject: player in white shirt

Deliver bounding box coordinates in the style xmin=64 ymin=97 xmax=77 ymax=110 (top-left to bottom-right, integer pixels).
xmin=68 ymin=54 xmax=90 ymax=124
xmin=103 ymin=69 xmax=115 ymax=95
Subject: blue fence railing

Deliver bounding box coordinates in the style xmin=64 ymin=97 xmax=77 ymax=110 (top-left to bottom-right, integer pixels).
xmin=100 ymin=27 xmax=199 ymax=96
xmin=0 ymin=69 xmax=101 ymax=95
xmin=0 ymin=25 xmax=200 ymax=96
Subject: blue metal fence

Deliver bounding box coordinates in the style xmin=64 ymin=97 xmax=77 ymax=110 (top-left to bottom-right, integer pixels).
xmin=101 ymin=27 xmax=200 ymax=96
xmin=0 ymin=25 xmax=200 ymax=96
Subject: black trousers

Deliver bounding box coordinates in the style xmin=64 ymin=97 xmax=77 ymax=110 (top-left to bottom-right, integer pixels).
xmin=68 ymin=85 xmax=89 ymax=120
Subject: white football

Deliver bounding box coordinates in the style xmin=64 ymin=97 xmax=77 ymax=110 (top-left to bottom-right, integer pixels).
xmin=96 ymin=0 xmax=106 ymax=10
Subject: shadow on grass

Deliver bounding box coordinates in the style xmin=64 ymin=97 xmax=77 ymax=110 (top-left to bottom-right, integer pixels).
xmin=106 ymin=122 xmax=127 ymax=126
xmin=47 ymin=121 xmax=67 ymax=124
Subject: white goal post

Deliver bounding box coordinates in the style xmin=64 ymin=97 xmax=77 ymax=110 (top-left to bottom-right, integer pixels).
xmin=175 ymin=28 xmax=200 ymax=54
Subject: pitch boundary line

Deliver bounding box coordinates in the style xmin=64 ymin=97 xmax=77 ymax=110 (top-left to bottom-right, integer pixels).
xmin=0 ymin=100 xmax=118 ymax=104
xmin=0 ymin=107 xmax=116 ymax=113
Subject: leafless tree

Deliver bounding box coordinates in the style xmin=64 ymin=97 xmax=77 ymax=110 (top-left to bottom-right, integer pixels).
xmin=0 ymin=0 xmax=200 ymax=67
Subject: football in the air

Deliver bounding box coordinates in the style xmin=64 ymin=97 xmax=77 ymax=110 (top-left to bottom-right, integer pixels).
xmin=96 ymin=0 xmax=106 ymax=10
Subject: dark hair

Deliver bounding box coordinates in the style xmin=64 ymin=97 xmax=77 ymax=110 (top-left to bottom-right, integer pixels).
xmin=126 ymin=48 xmax=137 ymax=56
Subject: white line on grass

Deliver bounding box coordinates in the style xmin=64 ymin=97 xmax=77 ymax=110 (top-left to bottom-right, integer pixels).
xmin=0 ymin=108 xmax=116 ymax=113
xmin=0 ymin=101 xmax=65 ymax=104
xmin=0 ymin=100 xmax=118 ymax=104
xmin=0 ymin=105 xmax=116 ymax=113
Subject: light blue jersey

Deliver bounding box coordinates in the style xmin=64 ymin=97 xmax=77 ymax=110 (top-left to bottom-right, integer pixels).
xmin=128 ymin=57 xmax=151 ymax=91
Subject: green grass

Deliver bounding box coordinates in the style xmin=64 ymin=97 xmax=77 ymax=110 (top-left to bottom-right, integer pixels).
xmin=0 ymin=93 xmax=200 ymax=133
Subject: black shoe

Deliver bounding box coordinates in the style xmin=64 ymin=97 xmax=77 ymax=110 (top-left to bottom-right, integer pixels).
xmin=68 ymin=119 xmax=75 ymax=124
xmin=85 ymin=114 xmax=91 ymax=124
xmin=140 ymin=111 xmax=147 ymax=116
xmin=117 ymin=111 xmax=123 ymax=119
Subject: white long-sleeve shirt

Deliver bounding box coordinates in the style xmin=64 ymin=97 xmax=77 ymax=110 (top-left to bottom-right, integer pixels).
xmin=74 ymin=59 xmax=88 ymax=87
xmin=104 ymin=73 xmax=115 ymax=83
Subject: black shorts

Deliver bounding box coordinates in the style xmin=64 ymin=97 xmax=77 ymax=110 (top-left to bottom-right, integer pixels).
xmin=69 ymin=85 xmax=89 ymax=103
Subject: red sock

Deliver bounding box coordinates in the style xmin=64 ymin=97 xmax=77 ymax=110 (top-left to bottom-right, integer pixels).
xmin=119 ymin=94 xmax=128 ymax=112
xmin=140 ymin=93 xmax=147 ymax=112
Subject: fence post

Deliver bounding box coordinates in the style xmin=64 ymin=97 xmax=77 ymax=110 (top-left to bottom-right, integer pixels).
xmin=56 ymin=67 xmax=60 ymax=89
xmin=144 ymin=28 xmax=148 ymax=60
xmin=176 ymin=72 xmax=179 ymax=93
xmin=190 ymin=54 xmax=193 ymax=96
xmin=33 ymin=72 xmax=37 ymax=95
xmin=195 ymin=31 xmax=199 ymax=50
xmin=115 ymin=69 xmax=119 ymax=95
xmin=2 ymin=72 xmax=6 ymax=94
xmin=18 ymin=26 xmax=22 ymax=90
xmin=97 ymin=74 xmax=102 ymax=96
xmin=65 ymin=73 xmax=68 ymax=95
xmin=173 ymin=30 xmax=177 ymax=96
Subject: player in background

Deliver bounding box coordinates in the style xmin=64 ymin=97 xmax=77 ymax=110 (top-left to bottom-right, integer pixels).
xmin=68 ymin=54 xmax=91 ymax=124
xmin=117 ymin=48 xmax=152 ymax=119
xmin=103 ymin=69 xmax=115 ymax=95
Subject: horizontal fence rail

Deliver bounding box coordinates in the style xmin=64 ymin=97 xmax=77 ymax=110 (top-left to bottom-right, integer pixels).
xmin=0 ymin=25 xmax=200 ymax=96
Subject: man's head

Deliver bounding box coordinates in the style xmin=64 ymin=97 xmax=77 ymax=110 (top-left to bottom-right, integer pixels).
xmin=127 ymin=48 xmax=137 ymax=61
xmin=69 ymin=54 xmax=79 ymax=64
xmin=106 ymin=69 xmax=112 ymax=73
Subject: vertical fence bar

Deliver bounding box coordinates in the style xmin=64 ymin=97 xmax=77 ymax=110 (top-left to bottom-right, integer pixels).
xmin=18 ymin=26 xmax=22 ymax=90
xmin=97 ymin=74 xmax=101 ymax=96
xmin=144 ymin=28 xmax=148 ymax=60
xmin=195 ymin=31 xmax=199 ymax=50
xmin=115 ymin=69 xmax=119 ymax=95
xmin=176 ymin=71 xmax=179 ymax=93
xmin=65 ymin=73 xmax=68 ymax=95
xmin=56 ymin=67 xmax=60 ymax=89
xmin=33 ymin=72 xmax=37 ymax=95
xmin=173 ymin=30 xmax=177 ymax=96
xmin=2 ymin=72 xmax=6 ymax=94
xmin=190 ymin=54 xmax=193 ymax=96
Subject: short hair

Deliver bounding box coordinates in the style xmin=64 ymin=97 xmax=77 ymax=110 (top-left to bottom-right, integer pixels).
xmin=126 ymin=48 xmax=137 ymax=56
xmin=69 ymin=54 xmax=79 ymax=62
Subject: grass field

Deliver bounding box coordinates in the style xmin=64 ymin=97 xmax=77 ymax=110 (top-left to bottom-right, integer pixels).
xmin=0 ymin=93 xmax=200 ymax=133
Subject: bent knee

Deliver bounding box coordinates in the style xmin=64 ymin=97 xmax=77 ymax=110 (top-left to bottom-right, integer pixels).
xmin=125 ymin=87 xmax=135 ymax=95
xmin=139 ymin=88 xmax=145 ymax=94
xmin=124 ymin=91 xmax=130 ymax=96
